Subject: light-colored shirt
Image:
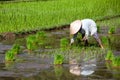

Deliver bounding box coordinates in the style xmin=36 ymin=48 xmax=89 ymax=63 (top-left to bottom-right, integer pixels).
xmin=81 ymin=19 xmax=97 ymax=39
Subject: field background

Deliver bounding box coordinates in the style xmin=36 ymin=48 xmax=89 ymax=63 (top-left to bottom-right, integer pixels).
xmin=0 ymin=0 xmax=120 ymax=33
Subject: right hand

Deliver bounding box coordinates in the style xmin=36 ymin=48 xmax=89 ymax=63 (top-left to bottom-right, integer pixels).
xmin=82 ymin=36 xmax=87 ymax=41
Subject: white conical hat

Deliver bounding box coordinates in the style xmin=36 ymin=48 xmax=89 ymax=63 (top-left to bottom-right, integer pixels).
xmin=70 ymin=20 xmax=82 ymax=34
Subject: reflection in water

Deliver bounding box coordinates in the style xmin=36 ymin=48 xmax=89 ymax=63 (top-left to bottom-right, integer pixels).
xmin=69 ymin=59 xmax=81 ymax=76
xmin=106 ymin=61 xmax=120 ymax=80
xmin=69 ymin=58 xmax=96 ymax=76
xmin=54 ymin=65 xmax=63 ymax=78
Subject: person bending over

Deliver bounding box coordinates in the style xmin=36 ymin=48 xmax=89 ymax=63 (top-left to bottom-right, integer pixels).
xmin=70 ymin=19 xmax=103 ymax=49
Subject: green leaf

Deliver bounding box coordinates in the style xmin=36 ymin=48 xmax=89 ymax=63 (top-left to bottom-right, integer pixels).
xmin=105 ymin=50 xmax=114 ymax=61
xmin=54 ymin=54 xmax=64 ymax=65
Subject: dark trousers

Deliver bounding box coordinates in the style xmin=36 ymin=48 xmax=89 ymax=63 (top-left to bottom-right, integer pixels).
xmin=73 ymin=28 xmax=88 ymax=46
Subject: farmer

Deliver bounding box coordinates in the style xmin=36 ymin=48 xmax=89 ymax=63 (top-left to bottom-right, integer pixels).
xmin=70 ymin=19 xmax=104 ymax=49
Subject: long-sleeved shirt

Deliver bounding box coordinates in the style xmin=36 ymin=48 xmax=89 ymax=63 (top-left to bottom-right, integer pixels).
xmin=81 ymin=19 xmax=97 ymax=39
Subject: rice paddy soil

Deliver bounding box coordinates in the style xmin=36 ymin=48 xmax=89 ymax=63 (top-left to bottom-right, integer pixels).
xmin=0 ymin=18 xmax=120 ymax=80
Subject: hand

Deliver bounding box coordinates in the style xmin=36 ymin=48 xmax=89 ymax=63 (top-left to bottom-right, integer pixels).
xmin=82 ymin=36 xmax=87 ymax=41
xmin=70 ymin=38 xmax=74 ymax=45
xmin=100 ymin=45 xmax=104 ymax=49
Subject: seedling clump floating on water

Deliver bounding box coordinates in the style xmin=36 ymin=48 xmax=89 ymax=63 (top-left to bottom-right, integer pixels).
xmin=26 ymin=31 xmax=47 ymax=52
xmin=5 ymin=44 xmax=21 ymax=61
xmin=36 ymin=31 xmax=47 ymax=45
xmin=11 ymin=44 xmax=21 ymax=55
xmin=60 ymin=38 xmax=69 ymax=51
xmin=54 ymin=54 xmax=64 ymax=65
xmin=5 ymin=50 xmax=16 ymax=61
xmin=26 ymin=35 xmax=38 ymax=51
xmin=112 ymin=56 xmax=120 ymax=67
xmin=108 ymin=27 xmax=116 ymax=34
xmin=105 ymin=50 xmax=120 ymax=68
xmin=105 ymin=50 xmax=114 ymax=61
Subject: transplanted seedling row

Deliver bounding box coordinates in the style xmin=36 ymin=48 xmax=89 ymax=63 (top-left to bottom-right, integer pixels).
xmin=105 ymin=50 xmax=120 ymax=68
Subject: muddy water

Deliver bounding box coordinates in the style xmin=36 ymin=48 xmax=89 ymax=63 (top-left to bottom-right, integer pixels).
xmin=0 ymin=27 xmax=120 ymax=80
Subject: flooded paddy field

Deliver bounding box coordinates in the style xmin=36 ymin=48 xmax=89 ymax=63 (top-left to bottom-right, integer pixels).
xmin=0 ymin=26 xmax=120 ymax=80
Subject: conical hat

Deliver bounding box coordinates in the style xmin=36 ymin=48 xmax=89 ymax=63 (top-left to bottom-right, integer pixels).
xmin=70 ymin=20 xmax=81 ymax=34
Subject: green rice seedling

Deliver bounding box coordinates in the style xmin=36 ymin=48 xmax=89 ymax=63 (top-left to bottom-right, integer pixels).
xmin=11 ymin=44 xmax=21 ymax=55
xmin=60 ymin=38 xmax=69 ymax=51
xmin=5 ymin=43 xmax=21 ymax=61
xmin=105 ymin=50 xmax=114 ymax=61
xmin=1 ymin=0 xmax=120 ymax=33
xmin=54 ymin=54 xmax=64 ymax=65
xmin=101 ymin=36 xmax=109 ymax=47
xmin=36 ymin=31 xmax=46 ymax=38
xmin=112 ymin=56 xmax=120 ymax=67
xmin=5 ymin=50 xmax=16 ymax=61
xmin=97 ymin=25 xmax=100 ymax=33
xmin=108 ymin=27 xmax=116 ymax=34
xmin=26 ymin=35 xmax=38 ymax=51
xmin=36 ymin=31 xmax=47 ymax=45
xmin=74 ymin=33 xmax=90 ymax=47
xmin=45 ymin=45 xmax=52 ymax=49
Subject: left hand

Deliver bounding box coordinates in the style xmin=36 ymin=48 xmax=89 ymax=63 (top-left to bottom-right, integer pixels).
xmin=70 ymin=38 xmax=74 ymax=45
